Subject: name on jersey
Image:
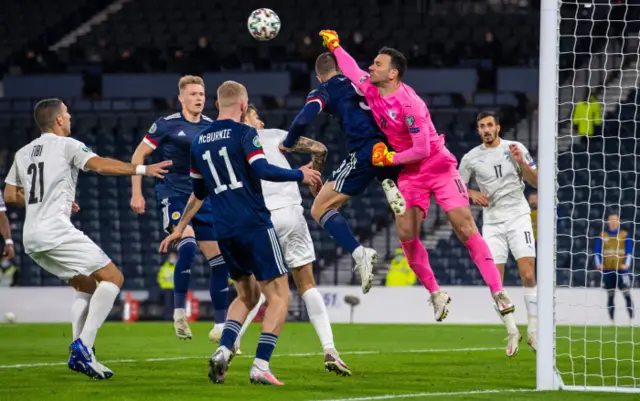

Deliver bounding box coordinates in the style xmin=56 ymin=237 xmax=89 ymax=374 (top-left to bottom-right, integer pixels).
xmin=199 ymin=129 xmax=231 ymax=144
xmin=31 ymin=144 xmax=44 ymax=158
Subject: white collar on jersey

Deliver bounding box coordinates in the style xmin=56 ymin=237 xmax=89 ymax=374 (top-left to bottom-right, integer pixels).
xmin=41 ymin=132 xmax=56 ymax=137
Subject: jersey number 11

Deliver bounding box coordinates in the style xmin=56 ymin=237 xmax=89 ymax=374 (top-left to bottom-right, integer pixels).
xmin=202 ymin=147 xmax=244 ymax=195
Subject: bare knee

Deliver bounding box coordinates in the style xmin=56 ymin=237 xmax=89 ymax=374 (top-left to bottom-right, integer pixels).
xmin=448 ymin=208 xmax=477 ymax=242
xmin=395 ymin=207 xmax=422 ymax=241
xmin=69 ymin=275 xmax=98 ymax=294
xmin=310 ymin=201 xmax=329 ymax=222
xmin=518 ymin=258 xmax=537 ymax=287
xmin=293 ymin=264 xmax=316 ymax=295
xmin=92 ymin=263 xmax=124 ymax=288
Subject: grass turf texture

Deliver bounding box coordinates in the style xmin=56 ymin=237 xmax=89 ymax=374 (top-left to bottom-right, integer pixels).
xmin=1 ymin=323 xmax=639 ymax=400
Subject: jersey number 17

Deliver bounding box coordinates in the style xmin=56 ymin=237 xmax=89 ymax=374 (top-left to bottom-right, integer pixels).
xmin=202 ymin=147 xmax=244 ymax=195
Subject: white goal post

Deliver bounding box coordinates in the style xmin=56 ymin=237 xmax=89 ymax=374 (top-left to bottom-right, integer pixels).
xmin=537 ymin=0 xmax=639 ymax=393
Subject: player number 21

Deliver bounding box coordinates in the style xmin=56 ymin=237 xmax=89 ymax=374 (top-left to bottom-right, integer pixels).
xmin=202 ymin=147 xmax=244 ymax=194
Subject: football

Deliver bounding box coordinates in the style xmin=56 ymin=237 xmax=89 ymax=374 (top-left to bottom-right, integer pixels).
xmin=247 ymin=8 xmax=281 ymax=41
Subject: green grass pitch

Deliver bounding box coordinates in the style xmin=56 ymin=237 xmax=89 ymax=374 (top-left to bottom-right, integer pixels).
xmin=1 ymin=322 xmax=639 ymax=400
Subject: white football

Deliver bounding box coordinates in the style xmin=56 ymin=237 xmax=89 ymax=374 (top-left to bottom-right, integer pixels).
xmin=247 ymin=8 xmax=281 ymax=41
xmin=4 ymin=312 xmax=16 ymax=323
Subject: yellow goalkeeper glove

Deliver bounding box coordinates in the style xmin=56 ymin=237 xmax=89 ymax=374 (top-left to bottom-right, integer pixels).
xmin=372 ymin=142 xmax=395 ymax=167
xmin=319 ymin=30 xmax=341 ymax=52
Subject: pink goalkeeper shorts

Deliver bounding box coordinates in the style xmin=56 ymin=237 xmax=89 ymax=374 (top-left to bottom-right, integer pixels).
xmin=397 ymin=148 xmax=470 ymax=218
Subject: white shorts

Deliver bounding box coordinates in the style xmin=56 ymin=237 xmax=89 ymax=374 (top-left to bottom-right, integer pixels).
xmin=483 ymin=213 xmax=536 ymax=264
xmin=27 ymin=229 xmax=112 ymax=281
xmin=270 ymin=204 xmax=316 ymax=269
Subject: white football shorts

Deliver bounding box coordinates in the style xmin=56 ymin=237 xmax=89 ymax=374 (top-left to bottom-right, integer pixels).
xmin=270 ymin=204 xmax=316 ymax=269
xmin=27 ymin=228 xmax=112 ymax=281
xmin=482 ymin=212 xmax=536 ymax=264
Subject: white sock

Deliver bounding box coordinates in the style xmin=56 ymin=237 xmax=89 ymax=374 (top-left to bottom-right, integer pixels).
xmin=504 ymin=312 xmax=519 ymax=335
xmin=351 ymin=246 xmax=364 ymax=260
xmin=302 ymin=287 xmax=335 ymax=352
xmin=173 ymin=308 xmax=186 ymax=320
xmin=253 ymin=358 xmax=269 ymax=370
xmin=79 ymin=281 xmax=120 ymax=348
xmin=235 ymin=293 xmax=266 ymax=348
xmin=71 ymin=292 xmax=92 ymax=340
xmin=524 ymin=286 xmax=538 ymax=334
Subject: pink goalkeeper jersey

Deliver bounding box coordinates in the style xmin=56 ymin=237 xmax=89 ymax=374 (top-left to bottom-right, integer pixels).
xmin=334 ymin=48 xmax=445 ymax=174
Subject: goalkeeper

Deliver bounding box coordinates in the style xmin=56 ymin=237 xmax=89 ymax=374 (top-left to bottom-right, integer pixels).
xmin=595 ymin=212 xmax=634 ymax=324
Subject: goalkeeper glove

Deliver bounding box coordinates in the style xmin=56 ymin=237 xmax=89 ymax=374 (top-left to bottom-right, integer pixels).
xmin=372 ymin=142 xmax=395 ymax=167
xmin=319 ymin=30 xmax=341 ymax=52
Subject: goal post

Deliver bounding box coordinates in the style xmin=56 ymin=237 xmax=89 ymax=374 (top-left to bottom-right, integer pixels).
xmin=536 ymin=0 xmax=560 ymax=390
xmin=537 ymin=0 xmax=640 ymax=393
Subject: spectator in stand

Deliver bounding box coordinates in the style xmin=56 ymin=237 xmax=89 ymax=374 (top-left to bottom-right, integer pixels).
xmin=573 ymin=95 xmax=602 ymax=137
xmin=385 ymin=248 xmax=417 ymax=287
xmin=191 ymin=36 xmax=219 ymax=73
xmin=0 ymin=259 xmax=19 ymax=287
xmin=157 ymin=251 xmax=177 ymax=321
xmin=528 ymin=192 xmax=538 ymax=239
xmin=167 ymin=48 xmax=191 ymax=75
xmin=298 ymin=35 xmax=316 ymax=69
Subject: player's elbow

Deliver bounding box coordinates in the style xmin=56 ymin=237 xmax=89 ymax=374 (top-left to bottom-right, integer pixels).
xmin=3 ymin=186 xmax=18 ymax=205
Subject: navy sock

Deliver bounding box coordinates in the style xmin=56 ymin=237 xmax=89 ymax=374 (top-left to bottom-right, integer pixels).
xmin=174 ymin=237 xmax=196 ymax=309
xmin=209 ymin=255 xmax=230 ymax=324
xmin=220 ymin=320 xmax=242 ymax=350
xmin=319 ymin=210 xmax=360 ymax=254
xmin=607 ymin=292 xmax=615 ymax=321
xmin=255 ymin=333 xmax=278 ymax=363
xmin=623 ymin=292 xmax=634 ymax=319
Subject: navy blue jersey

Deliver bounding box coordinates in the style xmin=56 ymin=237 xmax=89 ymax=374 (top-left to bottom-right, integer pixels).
xmin=308 ymin=75 xmax=386 ymax=153
xmin=144 ymin=112 xmax=213 ymax=198
xmin=190 ymin=119 xmax=272 ymax=240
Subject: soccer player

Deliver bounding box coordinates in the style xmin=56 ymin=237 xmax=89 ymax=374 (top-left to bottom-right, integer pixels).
xmin=319 ymin=30 xmax=515 ymax=323
xmin=130 ymin=75 xmax=229 ymax=341
xmin=241 ymin=104 xmax=351 ymax=375
xmin=281 ymin=52 xmax=406 ymax=295
xmin=458 ymin=111 xmax=538 ymax=356
xmin=159 ymin=81 xmax=322 ymax=385
xmin=4 ymin=98 xmax=171 ymax=379
xmin=595 ymin=212 xmax=634 ymax=324
xmin=0 ymin=189 xmax=15 ymax=261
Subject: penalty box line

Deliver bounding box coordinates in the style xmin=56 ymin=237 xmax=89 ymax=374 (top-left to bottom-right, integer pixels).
xmin=0 ymin=346 xmax=501 ymax=370
xmin=308 ymin=388 xmax=537 ymax=401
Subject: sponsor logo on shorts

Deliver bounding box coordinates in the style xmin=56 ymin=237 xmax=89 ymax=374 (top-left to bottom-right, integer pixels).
xmin=171 ymin=211 xmax=181 ymax=220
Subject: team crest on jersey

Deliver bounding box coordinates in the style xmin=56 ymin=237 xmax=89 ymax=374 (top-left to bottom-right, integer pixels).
xmin=171 ymin=211 xmax=181 ymax=220
xmin=149 ymin=123 xmax=157 ymax=134
xmin=253 ymin=136 xmax=262 ymax=148
xmin=404 ymin=116 xmax=415 ymax=127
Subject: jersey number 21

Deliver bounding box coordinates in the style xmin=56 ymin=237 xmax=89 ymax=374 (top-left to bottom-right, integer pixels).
xmin=202 ymin=147 xmax=243 ymax=195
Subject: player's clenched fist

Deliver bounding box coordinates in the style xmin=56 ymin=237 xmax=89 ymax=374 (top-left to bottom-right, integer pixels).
xmin=299 ymin=162 xmax=323 ymax=189
xmin=319 ymin=30 xmax=341 ymax=52
xmin=130 ymin=194 xmax=145 ymax=214
xmin=371 ymin=142 xmax=395 ymax=167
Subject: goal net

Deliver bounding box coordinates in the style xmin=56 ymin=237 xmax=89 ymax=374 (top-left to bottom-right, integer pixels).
xmin=538 ymin=0 xmax=640 ymax=392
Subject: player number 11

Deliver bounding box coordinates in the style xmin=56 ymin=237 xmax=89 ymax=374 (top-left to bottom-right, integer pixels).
xmin=202 ymin=147 xmax=244 ymax=194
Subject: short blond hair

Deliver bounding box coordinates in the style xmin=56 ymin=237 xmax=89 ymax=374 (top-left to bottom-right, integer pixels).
xmin=178 ymin=75 xmax=204 ymax=93
xmin=217 ymin=81 xmax=247 ymax=108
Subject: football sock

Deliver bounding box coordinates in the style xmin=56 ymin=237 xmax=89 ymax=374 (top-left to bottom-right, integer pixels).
xmin=623 ymin=291 xmax=634 ymax=319
xmin=524 ymin=286 xmax=538 ymax=334
xmin=319 ymin=210 xmax=360 ymax=254
xmin=71 ymin=291 xmax=92 ymax=340
xmin=465 ymin=232 xmax=503 ymax=294
xmin=174 ymin=236 xmax=196 ymax=309
xmin=208 ymin=255 xmax=229 ymax=324
xmin=400 ymin=237 xmax=440 ymax=293
xmin=79 ymin=281 xmax=120 ymax=349
xmin=301 ymin=288 xmax=335 ymax=351
xmin=255 ymin=333 xmax=278 ymax=366
xmin=220 ymin=320 xmax=242 ymax=352
xmin=607 ymin=292 xmax=615 ymax=321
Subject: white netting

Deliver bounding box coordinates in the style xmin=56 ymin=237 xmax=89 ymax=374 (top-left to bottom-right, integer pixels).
xmin=555 ymin=0 xmax=640 ymax=390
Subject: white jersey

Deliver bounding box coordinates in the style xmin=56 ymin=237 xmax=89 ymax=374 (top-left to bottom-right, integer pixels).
xmin=458 ymin=139 xmax=535 ymax=224
xmin=5 ymin=133 xmax=97 ymax=253
xmin=257 ymin=128 xmax=302 ymax=211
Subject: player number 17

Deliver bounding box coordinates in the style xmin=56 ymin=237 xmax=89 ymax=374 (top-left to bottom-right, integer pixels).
xmin=202 ymin=147 xmax=244 ymax=194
